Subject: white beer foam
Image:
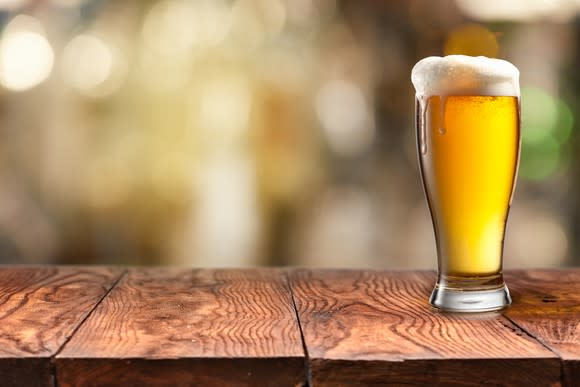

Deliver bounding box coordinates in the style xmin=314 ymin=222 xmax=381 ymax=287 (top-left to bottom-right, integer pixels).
xmin=411 ymin=55 xmax=520 ymax=97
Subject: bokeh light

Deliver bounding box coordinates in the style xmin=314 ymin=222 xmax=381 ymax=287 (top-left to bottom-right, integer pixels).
xmin=50 ymin=0 xmax=89 ymax=7
xmin=0 ymin=15 xmax=54 ymax=91
xmin=315 ymin=79 xmax=374 ymax=156
xmin=444 ymin=24 xmax=499 ymax=57
xmin=519 ymin=87 xmax=574 ymax=180
xmin=142 ymin=0 xmax=197 ymax=56
xmin=61 ymin=34 xmax=126 ymax=98
xmin=0 ymin=0 xmax=28 ymax=10
xmin=199 ymin=73 xmax=253 ymax=140
xmin=190 ymin=156 xmax=261 ymax=267
xmin=455 ymin=0 xmax=580 ymax=22
xmin=142 ymin=0 xmax=231 ymax=57
xmin=522 ymin=88 xmax=559 ymax=146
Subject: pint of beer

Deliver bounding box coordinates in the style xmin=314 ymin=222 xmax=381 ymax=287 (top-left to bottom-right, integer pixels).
xmin=411 ymin=55 xmax=520 ymax=312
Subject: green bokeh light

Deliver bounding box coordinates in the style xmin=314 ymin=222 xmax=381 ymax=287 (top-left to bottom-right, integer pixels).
xmin=519 ymin=87 xmax=574 ymax=181
xmin=519 ymin=137 xmax=560 ymax=181
xmin=521 ymin=87 xmax=558 ymax=146
xmin=553 ymin=100 xmax=574 ymax=145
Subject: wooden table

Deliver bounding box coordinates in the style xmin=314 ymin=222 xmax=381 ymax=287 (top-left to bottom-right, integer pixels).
xmin=0 ymin=267 xmax=578 ymax=386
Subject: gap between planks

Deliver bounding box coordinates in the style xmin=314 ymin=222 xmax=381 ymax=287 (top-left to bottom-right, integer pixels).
xmin=285 ymin=269 xmax=312 ymax=387
xmin=50 ymin=269 xmax=128 ymax=387
xmin=501 ymin=313 xmax=567 ymax=386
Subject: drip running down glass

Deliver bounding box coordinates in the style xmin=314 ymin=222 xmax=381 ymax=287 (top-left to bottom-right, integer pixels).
xmin=411 ymin=55 xmax=521 ymax=312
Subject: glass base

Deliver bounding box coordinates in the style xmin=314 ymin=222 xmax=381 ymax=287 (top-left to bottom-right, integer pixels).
xmin=429 ymin=283 xmax=511 ymax=313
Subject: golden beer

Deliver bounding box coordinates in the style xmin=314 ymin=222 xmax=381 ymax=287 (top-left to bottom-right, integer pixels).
xmin=412 ymin=55 xmax=520 ymax=312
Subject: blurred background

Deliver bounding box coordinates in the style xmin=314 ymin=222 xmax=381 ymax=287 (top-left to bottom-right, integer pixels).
xmin=0 ymin=0 xmax=577 ymax=268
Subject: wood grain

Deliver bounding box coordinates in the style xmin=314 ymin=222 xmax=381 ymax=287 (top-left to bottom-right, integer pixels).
xmin=56 ymin=268 xmax=305 ymax=387
xmin=290 ymin=270 xmax=561 ymax=386
xmin=504 ymin=269 xmax=580 ymax=387
xmin=0 ymin=266 xmax=122 ymax=387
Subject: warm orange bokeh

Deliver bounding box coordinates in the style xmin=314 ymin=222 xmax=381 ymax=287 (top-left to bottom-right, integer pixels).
xmin=444 ymin=24 xmax=499 ymax=57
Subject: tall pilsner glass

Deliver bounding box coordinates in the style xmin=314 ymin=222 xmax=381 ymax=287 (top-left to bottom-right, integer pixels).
xmin=411 ymin=55 xmax=520 ymax=312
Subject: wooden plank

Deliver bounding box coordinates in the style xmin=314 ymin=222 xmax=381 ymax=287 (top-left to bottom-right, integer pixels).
xmin=290 ymin=270 xmax=561 ymax=386
xmin=504 ymin=269 xmax=580 ymax=387
xmin=0 ymin=266 xmax=122 ymax=387
xmin=56 ymin=268 xmax=305 ymax=387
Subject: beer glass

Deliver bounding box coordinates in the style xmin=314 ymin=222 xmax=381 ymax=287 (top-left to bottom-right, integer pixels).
xmin=411 ymin=55 xmax=520 ymax=312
